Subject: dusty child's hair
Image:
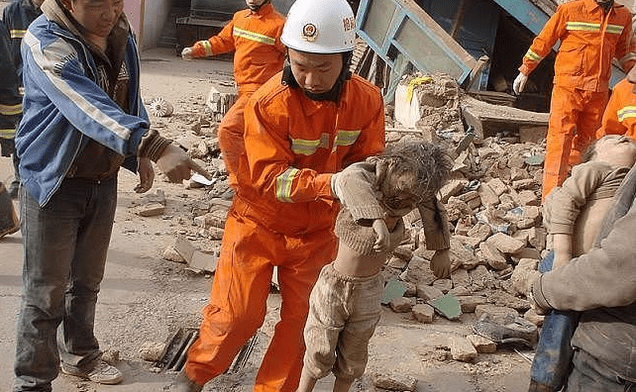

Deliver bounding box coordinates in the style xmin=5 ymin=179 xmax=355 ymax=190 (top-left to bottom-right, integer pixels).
xmin=379 ymin=141 xmax=452 ymax=200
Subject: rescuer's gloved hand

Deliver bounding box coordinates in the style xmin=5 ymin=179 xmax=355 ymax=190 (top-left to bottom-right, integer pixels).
xmin=513 ymin=72 xmax=528 ymax=95
xmin=181 ymin=47 xmax=194 ymax=60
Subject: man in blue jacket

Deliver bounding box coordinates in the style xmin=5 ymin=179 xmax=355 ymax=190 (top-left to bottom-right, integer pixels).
xmin=0 ymin=0 xmax=43 ymax=199
xmin=13 ymin=0 xmax=206 ymax=390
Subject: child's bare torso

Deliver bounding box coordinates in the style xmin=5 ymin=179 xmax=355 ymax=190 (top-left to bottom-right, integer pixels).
xmin=332 ymin=241 xmax=388 ymax=277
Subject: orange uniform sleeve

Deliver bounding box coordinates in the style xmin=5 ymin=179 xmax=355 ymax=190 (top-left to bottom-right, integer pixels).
xmin=519 ymin=6 xmax=566 ymax=76
xmin=190 ymin=17 xmax=236 ymax=58
xmin=614 ymin=12 xmax=636 ymax=73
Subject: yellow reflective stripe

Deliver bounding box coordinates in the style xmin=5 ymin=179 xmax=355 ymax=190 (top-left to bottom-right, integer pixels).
xmin=606 ymin=24 xmax=624 ymax=34
xmin=0 ymin=128 xmax=16 ymax=138
xmin=0 ymin=102 xmax=22 ymax=116
xmin=233 ymin=27 xmax=276 ymax=45
xmin=290 ymin=134 xmax=329 ymax=155
xmin=10 ymin=29 xmax=26 ymax=39
xmin=333 ymin=130 xmax=361 ymax=147
xmin=276 ymin=167 xmax=299 ymax=203
xmin=617 ymin=106 xmax=636 ymax=122
xmin=291 ymin=138 xmax=320 ymax=155
xmin=566 ymin=22 xmax=601 ymax=32
xmin=525 ymin=49 xmax=542 ymax=62
xmin=200 ymin=41 xmax=213 ymax=56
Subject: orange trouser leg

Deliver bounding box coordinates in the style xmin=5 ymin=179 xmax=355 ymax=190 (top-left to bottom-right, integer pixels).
xmin=253 ymin=229 xmax=337 ymax=392
xmin=542 ymin=86 xmax=581 ymax=200
xmin=218 ymin=95 xmax=249 ymax=189
xmin=569 ymin=90 xmax=609 ymax=165
xmin=184 ymin=211 xmax=273 ymax=384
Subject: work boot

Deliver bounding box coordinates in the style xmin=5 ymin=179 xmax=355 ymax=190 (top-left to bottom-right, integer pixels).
xmin=174 ymin=371 xmax=203 ymax=392
xmin=0 ymin=182 xmax=19 ymax=239
xmin=61 ymin=359 xmax=124 ymax=385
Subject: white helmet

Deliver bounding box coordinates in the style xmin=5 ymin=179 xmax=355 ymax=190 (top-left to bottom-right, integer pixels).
xmin=281 ymin=0 xmax=356 ymax=54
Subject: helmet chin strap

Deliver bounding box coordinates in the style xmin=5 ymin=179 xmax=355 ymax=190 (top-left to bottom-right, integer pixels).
xmin=596 ymin=0 xmax=614 ymax=13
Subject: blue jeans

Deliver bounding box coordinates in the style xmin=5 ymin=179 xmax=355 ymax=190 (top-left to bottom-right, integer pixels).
xmin=530 ymin=251 xmax=580 ymax=390
xmin=14 ymin=177 xmax=117 ymax=392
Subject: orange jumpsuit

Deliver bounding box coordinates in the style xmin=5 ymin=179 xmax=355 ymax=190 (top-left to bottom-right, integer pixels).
xmin=190 ymin=3 xmax=286 ymax=186
xmin=518 ymin=0 xmax=636 ymax=199
xmin=597 ymin=77 xmax=636 ymax=139
xmin=184 ymin=72 xmax=386 ymax=391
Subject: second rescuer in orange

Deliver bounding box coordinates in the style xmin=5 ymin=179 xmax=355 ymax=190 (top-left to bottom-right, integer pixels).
xmin=181 ymin=0 xmax=286 ymax=194
xmin=512 ymin=0 xmax=636 ymax=200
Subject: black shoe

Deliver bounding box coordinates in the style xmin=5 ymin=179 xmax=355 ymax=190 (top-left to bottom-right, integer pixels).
xmin=473 ymin=313 xmax=538 ymax=347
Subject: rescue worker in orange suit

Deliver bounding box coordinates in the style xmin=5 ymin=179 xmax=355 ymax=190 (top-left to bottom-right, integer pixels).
xmin=512 ymin=0 xmax=636 ymax=200
xmin=174 ymin=0 xmax=386 ymax=391
xmin=597 ymin=65 xmax=636 ymax=139
xmin=181 ymin=0 xmax=285 ymax=198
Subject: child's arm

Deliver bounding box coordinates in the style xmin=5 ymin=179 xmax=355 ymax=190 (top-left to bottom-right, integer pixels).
xmin=552 ymin=233 xmax=572 ymax=269
xmin=372 ymin=218 xmax=390 ymax=252
xmin=430 ymin=249 xmax=451 ymax=278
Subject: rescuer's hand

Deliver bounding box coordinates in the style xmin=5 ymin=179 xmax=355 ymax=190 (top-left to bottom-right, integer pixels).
xmin=181 ymin=47 xmax=194 ymax=60
xmin=513 ymin=72 xmax=528 ymax=95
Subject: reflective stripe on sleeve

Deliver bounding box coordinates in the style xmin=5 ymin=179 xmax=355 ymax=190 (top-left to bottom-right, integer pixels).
xmin=0 ymin=102 xmax=22 ymax=116
xmin=617 ymin=106 xmax=636 ymax=122
xmin=525 ymin=49 xmax=543 ymax=62
xmin=10 ymin=29 xmax=26 ymax=39
xmin=276 ymin=167 xmax=299 ymax=202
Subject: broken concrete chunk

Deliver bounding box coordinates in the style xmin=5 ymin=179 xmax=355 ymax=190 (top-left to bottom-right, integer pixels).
xmin=458 ymin=295 xmax=487 ymax=313
xmin=467 ymin=334 xmax=497 ymax=354
xmin=412 ymin=303 xmax=435 ymax=323
xmin=486 ymin=232 xmax=526 ymax=254
xmin=162 ymin=246 xmax=186 ymax=263
xmin=135 ymin=202 xmax=165 ymax=217
xmin=416 ymin=284 xmax=444 ymax=301
xmin=139 ymin=341 xmax=167 ymax=362
xmin=450 ymin=336 xmax=478 ymax=362
xmin=372 ymin=372 xmax=418 ymax=392
xmin=389 ymin=296 xmax=412 ymax=313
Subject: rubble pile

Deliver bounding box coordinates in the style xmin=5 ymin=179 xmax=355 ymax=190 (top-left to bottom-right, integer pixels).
xmin=145 ymin=73 xmax=549 ymax=365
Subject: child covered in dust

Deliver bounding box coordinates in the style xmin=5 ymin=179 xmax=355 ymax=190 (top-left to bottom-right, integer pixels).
xmin=529 ymin=134 xmax=636 ymax=392
xmin=297 ymin=141 xmax=453 ymax=392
